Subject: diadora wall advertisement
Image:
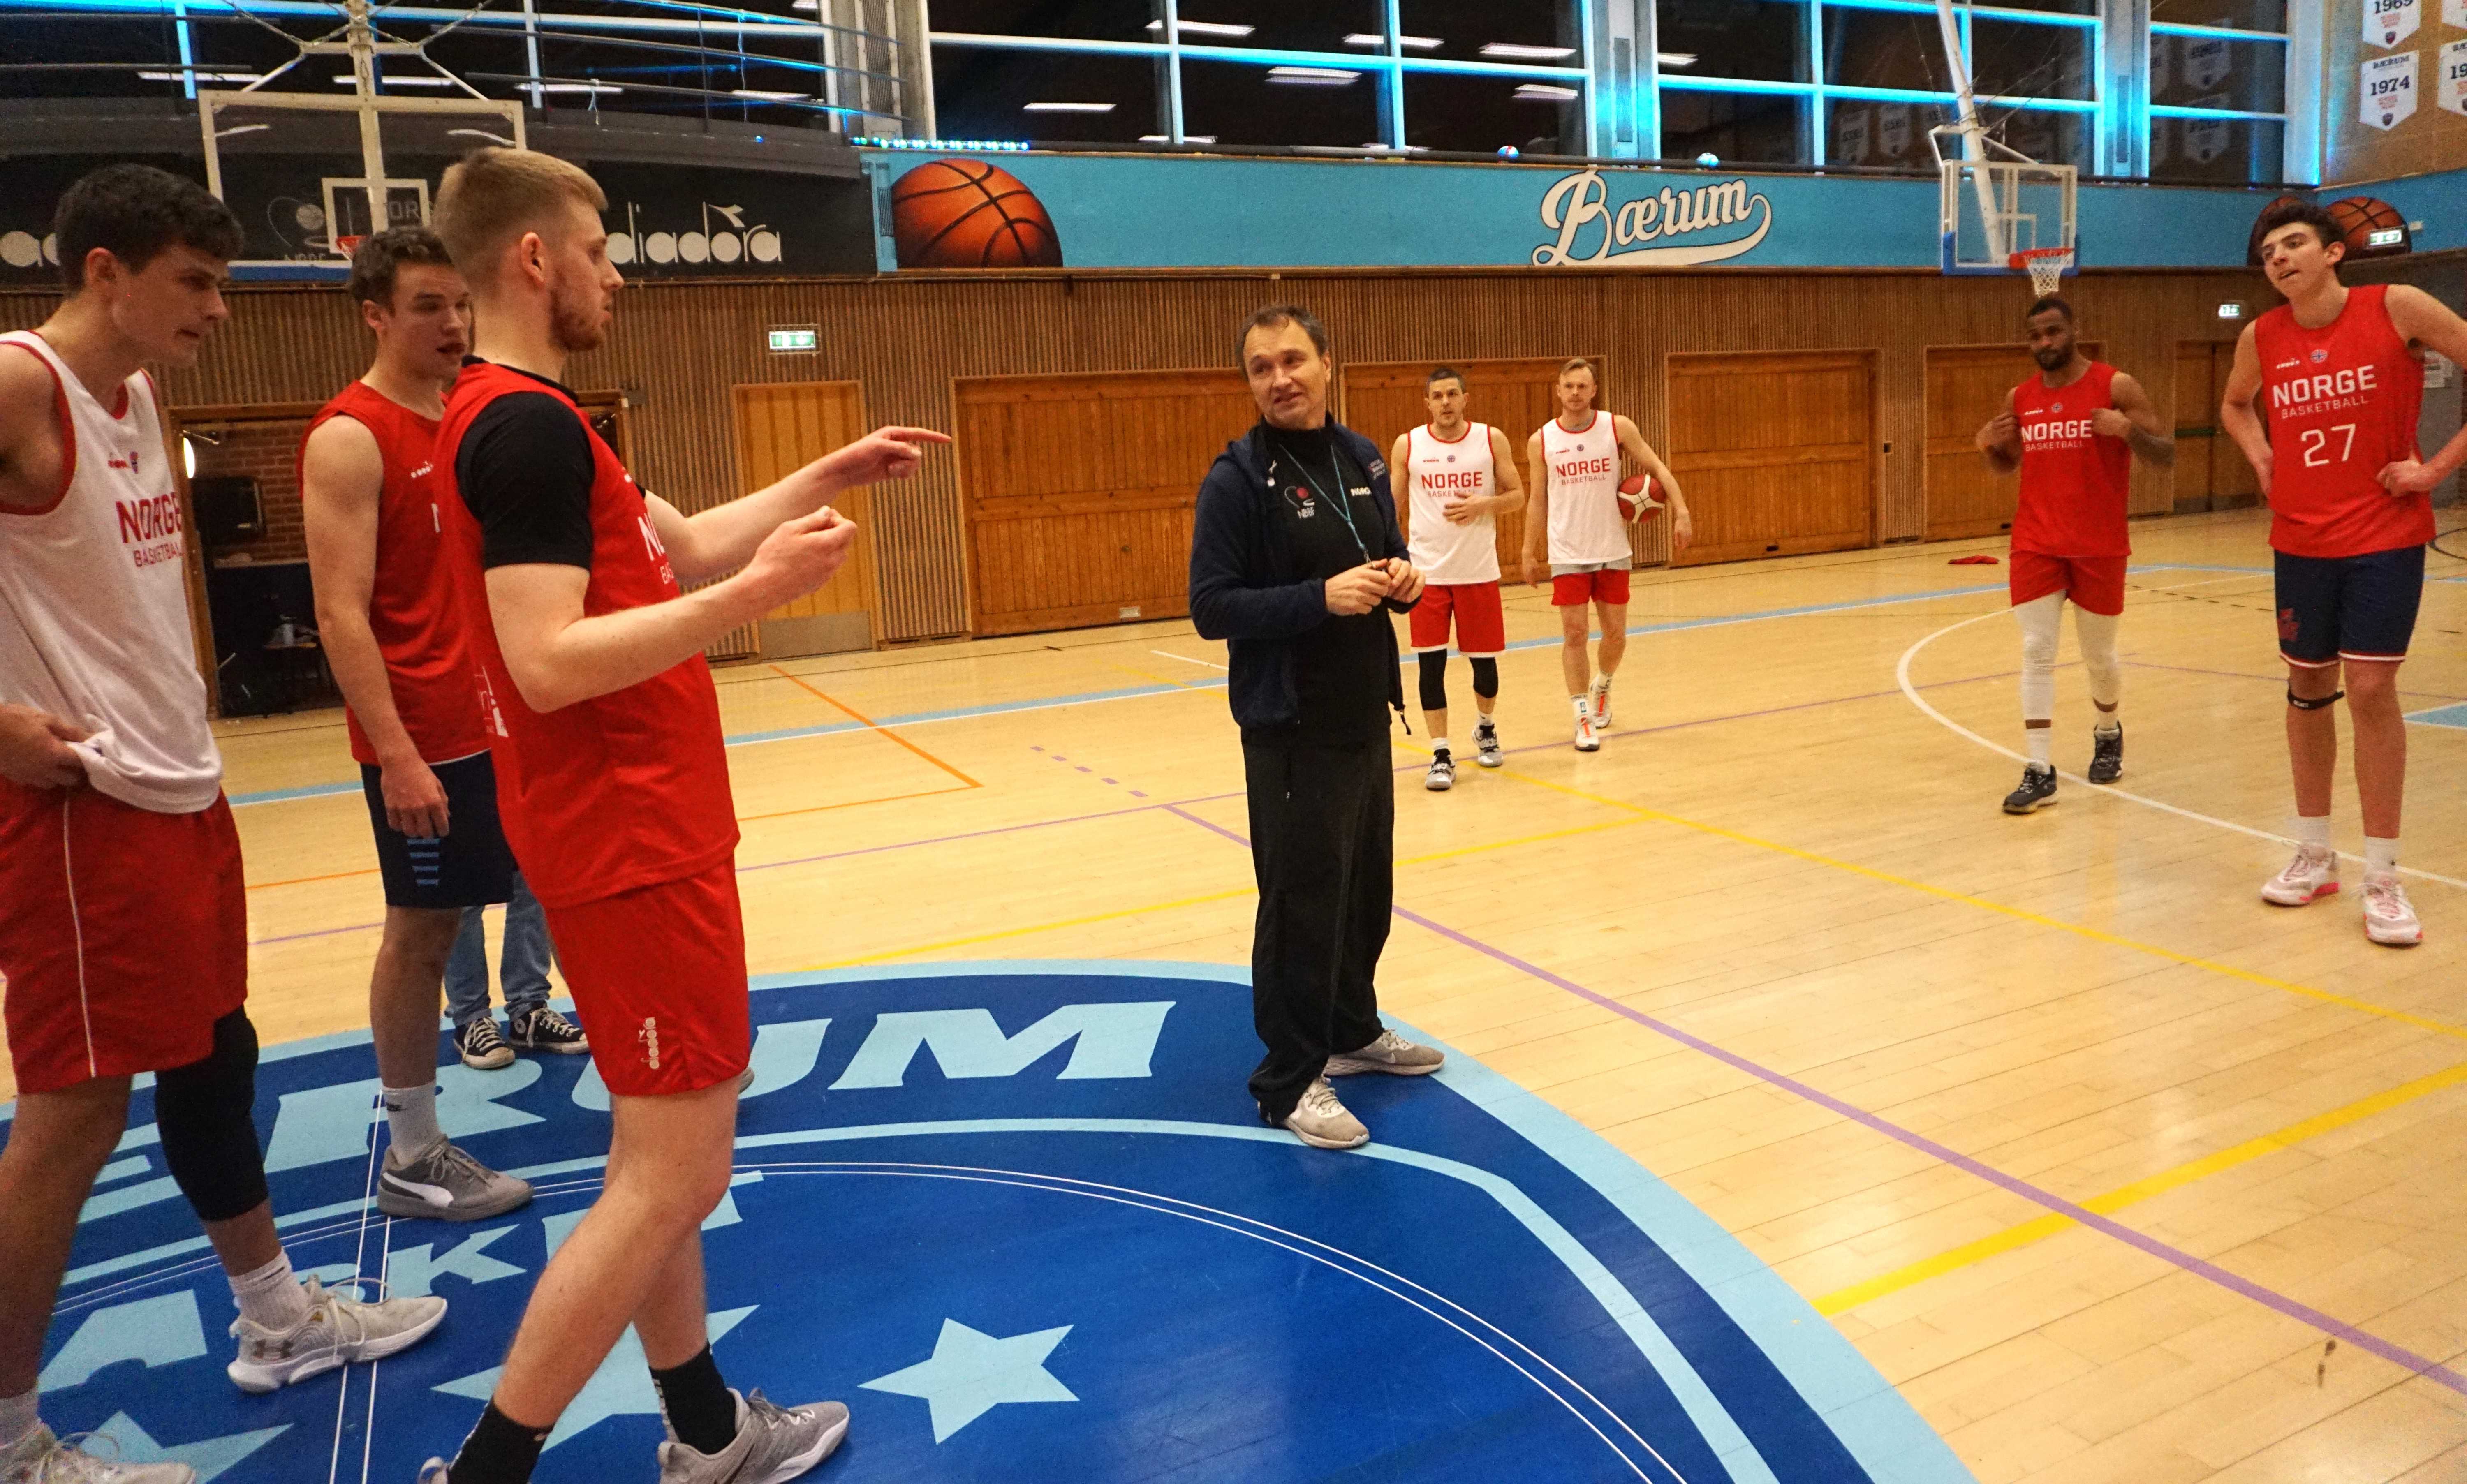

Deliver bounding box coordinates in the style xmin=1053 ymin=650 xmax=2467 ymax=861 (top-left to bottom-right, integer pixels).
xmin=869 ymin=150 xmax=2291 ymax=273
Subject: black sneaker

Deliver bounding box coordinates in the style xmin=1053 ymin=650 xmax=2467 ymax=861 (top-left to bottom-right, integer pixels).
xmin=1423 ymin=749 xmax=1456 ymax=792
xmin=508 ymin=1006 xmax=589 ymax=1055
xmin=454 ymin=1017 xmax=514 ymax=1070
xmin=1474 ymin=721 xmax=1503 ymax=769
xmin=2088 ymin=724 xmax=2123 ymax=784
xmin=2002 ymin=763 xmax=2058 ymax=815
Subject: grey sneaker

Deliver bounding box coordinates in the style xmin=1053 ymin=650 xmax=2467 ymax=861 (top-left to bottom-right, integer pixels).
xmin=227 ymin=1276 xmax=447 ymax=1393
xmin=378 ymin=1139 xmax=535 ymax=1222
xmin=1324 ymin=1028 xmax=1444 ymax=1078
xmin=2 ymin=1425 xmax=195 ymax=1484
xmin=1281 ymin=1078 xmax=1369 ymax=1150
xmin=656 ymin=1389 xmax=848 ymax=1484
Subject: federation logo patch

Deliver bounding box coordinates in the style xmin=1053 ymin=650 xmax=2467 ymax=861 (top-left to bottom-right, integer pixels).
xmin=2311 ymin=349 xmax=2330 ymax=364
xmin=25 ymin=964 xmax=1970 ymax=1484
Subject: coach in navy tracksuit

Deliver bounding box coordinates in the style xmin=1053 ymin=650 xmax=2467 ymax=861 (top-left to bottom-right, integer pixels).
xmin=1189 ymin=304 xmax=1447 ymax=1152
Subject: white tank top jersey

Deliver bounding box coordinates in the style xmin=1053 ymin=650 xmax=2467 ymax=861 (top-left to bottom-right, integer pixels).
xmin=0 ymin=331 xmax=222 ymax=812
xmin=1539 ymin=411 xmax=1630 ymax=565
xmin=1403 ymin=421 xmax=1500 ymax=585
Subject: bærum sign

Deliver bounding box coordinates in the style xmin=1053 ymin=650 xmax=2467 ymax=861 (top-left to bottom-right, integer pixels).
xmin=1531 ymin=169 xmax=1776 ymax=267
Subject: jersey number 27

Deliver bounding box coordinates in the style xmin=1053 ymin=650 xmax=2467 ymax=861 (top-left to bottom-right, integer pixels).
xmin=2299 ymin=424 xmax=2357 ymax=467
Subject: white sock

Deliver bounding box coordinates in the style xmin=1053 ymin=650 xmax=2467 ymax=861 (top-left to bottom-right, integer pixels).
xmin=2293 ymin=815 xmax=2332 ymax=850
xmin=2025 ymin=728 xmax=2053 ymax=768
xmin=1476 ymin=714 xmax=1495 ymax=733
xmin=1571 ymin=694 xmax=1591 ymax=720
xmin=0 ymin=1387 xmax=39 ymax=1451
xmin=229 ymin=1252 xmax=312 ymax=1332
xmin=382 ymin=1082 xmax=443 ymax=1158
xmin=1430 ymin=737 xmax=1450 ymax=758
xmin=2365 ymin=836 xmax=2399 ymax=877
xmin=2094 ymin=711 xmax=2120 ymax=736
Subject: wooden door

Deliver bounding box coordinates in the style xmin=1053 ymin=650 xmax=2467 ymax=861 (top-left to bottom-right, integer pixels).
xmin=2172 ymin=341 xmax=2256 ymax=509
xmin=1924 ymin=341 xmax=2103 ymax=541
xmin=731 ymin=381 xmax=882 ymax=656
xmin=1339 ymin=357 xmax=1602 ymax=577
xmin=1664 ymin=351 xmax=1875 ymax=565
xmin=953 ymin=368 xmax=1256 ymax=636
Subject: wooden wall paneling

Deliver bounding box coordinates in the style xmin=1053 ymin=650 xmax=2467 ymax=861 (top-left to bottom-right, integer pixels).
xmin=1923 ymin=340 xmax=2103 ymax=541
xmin=2172 ymin=341 xmax=2256 ymax=510
xmin=731 ymin=381 xmax=881 ymax=655
xmin=952 ymin=367 xmax=1254 ymax=636
xmin=1664 ymin=350 xmax=1876 ymax=565
xmin=1340 ymin=357 xmax=1590 ymax=579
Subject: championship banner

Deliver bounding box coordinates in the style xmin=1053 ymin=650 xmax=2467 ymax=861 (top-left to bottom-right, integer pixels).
xmin=2442 ymin=38 xmax=2467 ymax=117
xmin=2447 ymin=0 xmax=2466 ymax=29
xmin=2361 ymin=51 xmax=2421 ymax=129
xmin=2367 ymin=0 xmax=2421 ymax=48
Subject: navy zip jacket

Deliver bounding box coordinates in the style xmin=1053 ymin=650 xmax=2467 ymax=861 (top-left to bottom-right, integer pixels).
xmin=1188 ymin=419 xmax=1416 ymax=734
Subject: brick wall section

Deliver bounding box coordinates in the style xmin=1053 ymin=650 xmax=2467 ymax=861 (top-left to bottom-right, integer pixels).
xmin=193 ymin=418 xmax=311 ymax=565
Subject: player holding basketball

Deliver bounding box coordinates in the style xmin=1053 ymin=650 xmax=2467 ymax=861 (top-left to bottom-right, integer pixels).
xmin=424 ymin=147 xmax=947 ymax=1484
xmin=301 ymin=227 xmax=562 ymax=1225
xmin=2221 ymin=199 xmax=2467 ymax=946
xmin=1389 ymin=366 xmax=1524 ymax=789
xmin=0 ymin=165 xmax=446 ymax=1484
xmin=1974 ymin=296 xmax=2172 ymax=814
xmin=1522 ymin=358 xmax=1690 ymax=751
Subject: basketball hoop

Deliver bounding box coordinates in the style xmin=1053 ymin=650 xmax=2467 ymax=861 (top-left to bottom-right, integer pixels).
xmin=334 ymin=234 xmax=365 ymax=259
xmin=2013 ymin=246 xmax=2072 ymax=299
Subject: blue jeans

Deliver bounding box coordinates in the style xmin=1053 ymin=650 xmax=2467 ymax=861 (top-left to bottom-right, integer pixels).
xmin=444 ymin=869 xmax=553 ymax=1029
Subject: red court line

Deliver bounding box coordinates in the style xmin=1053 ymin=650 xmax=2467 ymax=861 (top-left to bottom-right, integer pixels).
xmin=767 ymin=665 xmax=983 ymax=788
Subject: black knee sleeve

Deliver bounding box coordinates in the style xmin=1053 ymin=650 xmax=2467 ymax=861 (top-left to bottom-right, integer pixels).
xmin=1417 ymin=649 xmax=1450 ymax=714
xmin=154 ymin=1008 xmax=271 ymax=1223
xmin=1468 ymin=657 xmax=1499 ymax=700
xmin=2287 ymin=689 xmax=2344 ymax=711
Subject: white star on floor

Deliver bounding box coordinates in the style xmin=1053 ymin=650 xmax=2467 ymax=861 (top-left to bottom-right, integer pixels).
xmin=861 ymin=1320 xmax=1076 ymax=1442
xmin=88 ymin=1412 xmax=287 ymax=1484
xmin=435 ymin=1306 xmax=755 ymax=1449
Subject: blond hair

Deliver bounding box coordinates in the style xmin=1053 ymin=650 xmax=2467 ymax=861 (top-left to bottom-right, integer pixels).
xmin=433 ymin=147 xmax=606 ymax=285
xmin=1557 ymin=356 xmax=1597 ymax=381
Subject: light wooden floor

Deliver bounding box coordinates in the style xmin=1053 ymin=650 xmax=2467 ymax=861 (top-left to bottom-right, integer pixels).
xmin=31 ymin=508 xmax=2467 ymax=1482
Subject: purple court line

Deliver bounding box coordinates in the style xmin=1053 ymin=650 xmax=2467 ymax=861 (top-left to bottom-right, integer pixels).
xmin=1153 ymin=801 xmax=2467 ymax=1397
xmin=2127 ymin=658 xmax=2467 ymax=705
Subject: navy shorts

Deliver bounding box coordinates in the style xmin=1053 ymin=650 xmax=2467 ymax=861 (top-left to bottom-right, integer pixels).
xmin=2273 ymin=545 xmax=2425 ymax=668
xmin=361 ymin=751 xmax=517 ymax=910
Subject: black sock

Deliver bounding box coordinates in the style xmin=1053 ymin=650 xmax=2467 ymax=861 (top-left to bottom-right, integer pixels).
xmin=651 ymin=1345 xmax=738 ymax=1455
xmin=449 ymin=1402 xmax=548 ymax=1484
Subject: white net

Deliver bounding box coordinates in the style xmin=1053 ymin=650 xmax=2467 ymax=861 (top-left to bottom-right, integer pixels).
xmin=2018 ymin=247 xmax=2072 ymax=298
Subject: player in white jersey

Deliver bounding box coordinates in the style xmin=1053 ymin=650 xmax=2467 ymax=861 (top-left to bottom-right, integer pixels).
xmin=0 ymin=166 xmax=442 ymax=1484
xmin=1389 ymin=366 xmax=1525 ymax=790
xmin=1522 ymin=358 xmax=1691 ymax=751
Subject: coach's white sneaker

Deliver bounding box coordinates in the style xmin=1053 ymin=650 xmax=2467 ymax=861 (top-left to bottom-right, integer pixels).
xmin=2362 ymin=875 xmax=2422 ymax=947
xmin=1572 ymin=712 xmax=1601 ymax=753
xmin=1325 ymin=1028 xmax=1445 ymax=1078
xmin=1589 ymin=675 xmax=1614 ymax=728
xmin=1281 ymin=1078 xmax=1369 ymax=1151
xmin=2261 ymin=846 xmax=2339 ymax=906
xmin=2 ymin=1425 xmax=194 ymax=1484
xmin=227 ymin=1278 xmax=447 ymax=1393
xmin=656 ymin=1389 xmax=847 ymax=1484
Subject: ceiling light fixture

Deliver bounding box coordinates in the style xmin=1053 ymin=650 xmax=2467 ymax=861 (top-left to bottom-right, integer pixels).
xmin=1139 ymin=133 xmax=1218 ymax=142
xmin=1025 ymin=100 xmax=1116 ymax=112
xmin=731 ymin=88 xmax=803 ymax=99
xmin=1340 ymin=32 xmax=1442 ymax=48
xmin=1514 ymin=83 xmax=1580 ymax=100
xmin=1657 ymin=51 xmax=1698 ymax=67
xmin=144 ymin=69 xmax=264 ymax=82
xmin=1267 ymin=65 xmax=1360 ymax=85
xmin=1144 ymin=18 xmax=1255 ymax=36
xmin=1480 ymin=42 xmax=1575 ymax=60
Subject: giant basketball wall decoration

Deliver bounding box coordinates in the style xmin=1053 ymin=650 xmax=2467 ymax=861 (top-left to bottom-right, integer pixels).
xmin=890 ymin=159 xmax=1064 ymax=268
xmin=2326 ymin=195 xmax=2410 ymax=258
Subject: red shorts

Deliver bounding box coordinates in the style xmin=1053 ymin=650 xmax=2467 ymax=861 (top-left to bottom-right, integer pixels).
xmin=1551 ymin=566 xmax=1632 ymax=608
xmin=2009 ymin=552 xmax=2126 ymax=617
xmin=546 ymin=860 xmax=750 ymax=1097
xmin=1407 ymin=581 xmax=1507 ymax=656
xmin=0 ymin=783 xmax=248 ymax=1095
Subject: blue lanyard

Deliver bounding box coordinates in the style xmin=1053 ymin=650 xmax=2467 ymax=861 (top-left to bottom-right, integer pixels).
xmin=1278 ymin=436 xmax=1370 ymax=562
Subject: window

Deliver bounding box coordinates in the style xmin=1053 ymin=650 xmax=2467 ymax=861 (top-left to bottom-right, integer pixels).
xmin=934 ymin=49 xmax=1161 ymax=143
xmin=1404 ymin=71 xmax=1581 ymax=156
xmin=1179 ymin=58 xmax=1382 ymax=149
xmin=928 ymin=0 xmax=1154 ymax=44
xmin=1824 ymin=99 xmax=1950 ymax=174
xmin=1396 ymin=0 xmax=1581 ymax=66
xmin=1661 ymin=90 xmax=1810 ymax=167
xmin=1657 ymin=0 xmax=1810 ymax=86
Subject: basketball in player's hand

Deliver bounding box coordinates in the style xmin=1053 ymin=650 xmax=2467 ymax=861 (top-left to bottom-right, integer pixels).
xmin=1618 ymin=474 xmax=1662 ymax=525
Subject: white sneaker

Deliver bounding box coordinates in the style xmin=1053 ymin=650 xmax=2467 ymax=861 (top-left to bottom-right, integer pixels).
xmin=656 ymin=1389 xmax=848 ymax=1484
xmin=1325 ymin=1028 xmax=1444 ymax=1077
xmin=2261 ymin=846 xmax=2339 ymax=906
xmin=1573 ymin=712 xmax=1600 ymax=753
xmin=1423 ymin=750 xmax=1456 ymax=792
xmin=2 ymin=1425 xmax=194 ymax=1484
xmin=1590 ymin=676 xmax=1614 ymax=728
xmin=226 ymin=1276 xmax=447 ymax=1393
xmin=2363 ymin=874 xmax=2422 ymax=946
xmin=1281 ymin=1077 xmax=1368 ymax=1150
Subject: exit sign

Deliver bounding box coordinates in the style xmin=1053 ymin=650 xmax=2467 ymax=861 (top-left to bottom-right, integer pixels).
xmin=768 ymin=326 xmax=818 ymax=353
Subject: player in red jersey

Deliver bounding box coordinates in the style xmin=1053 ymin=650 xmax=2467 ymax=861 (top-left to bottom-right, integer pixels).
xmin=0 ymin=166 xmax=443 ymax=1484
xmin=301 ymin=227 xmax=554 ymax=1225
xmin=421 ymin=148 xmax=947 ymax=1484
xmin=1975 ymin=296 xmax=2172 ymax=814
xmin=2222 ymin=201 xmax=2467 ymax=946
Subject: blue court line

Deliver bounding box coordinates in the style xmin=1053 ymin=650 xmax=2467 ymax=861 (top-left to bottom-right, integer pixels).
xmin=2408 ymin=702 xmax=2467 ymax=728
xmin=222 ymin=582 xmax=2011 ymax=809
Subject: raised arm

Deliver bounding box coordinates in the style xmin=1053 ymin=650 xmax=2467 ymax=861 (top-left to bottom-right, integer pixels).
xmin=1615 ymin=414 xmax=1692 ymax=552
xmin=2380 ymin=284 xmax=2467 ymax=494
xmin=2218 ymin=323 xmax=2271 ymax=495
xmin=646 ymin=425 xmax=950 ymax=585
xmin=1976 ymin=387 xmax=2021 ymax=474
xmin=301 ymin=413 xmax=449 ymax=837
xmin=2096 ymin=372 xmax=2175 ymax=467
xmin=1520 ymin=429 xmax=1549 ymax=586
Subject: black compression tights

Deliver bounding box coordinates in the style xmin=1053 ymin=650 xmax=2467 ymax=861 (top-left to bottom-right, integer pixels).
xmin=1418 ymin=652 xmax=1500 ymax=714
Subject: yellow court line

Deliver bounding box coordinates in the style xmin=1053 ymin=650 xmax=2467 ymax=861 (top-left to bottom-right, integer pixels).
xmin=1489 ymin=763 xmax=2467 ymax=1045
xmin=1398 ymin=814 xmax=1641 ymax=866
xmin=1813 ymin=1057 xmax=2467 ymax=1315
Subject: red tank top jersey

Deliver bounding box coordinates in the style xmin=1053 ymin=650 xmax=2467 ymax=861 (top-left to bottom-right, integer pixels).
xmin=2255 ymin=284 xmax=2430 ymax=558
xmin=2010 ymin=361 xmax=2132 ymax=559
xmin=433 ymin=363 xmax=738 ymax=908
xmin=303 ymin=382 xmax=491 ymax=767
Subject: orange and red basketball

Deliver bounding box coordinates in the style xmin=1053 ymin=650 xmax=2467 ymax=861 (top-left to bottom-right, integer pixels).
xmin=2327 ymin=196 xmax=2408 ymax=258
xmin=889 ymin=159 xmax=1064 ymax=269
